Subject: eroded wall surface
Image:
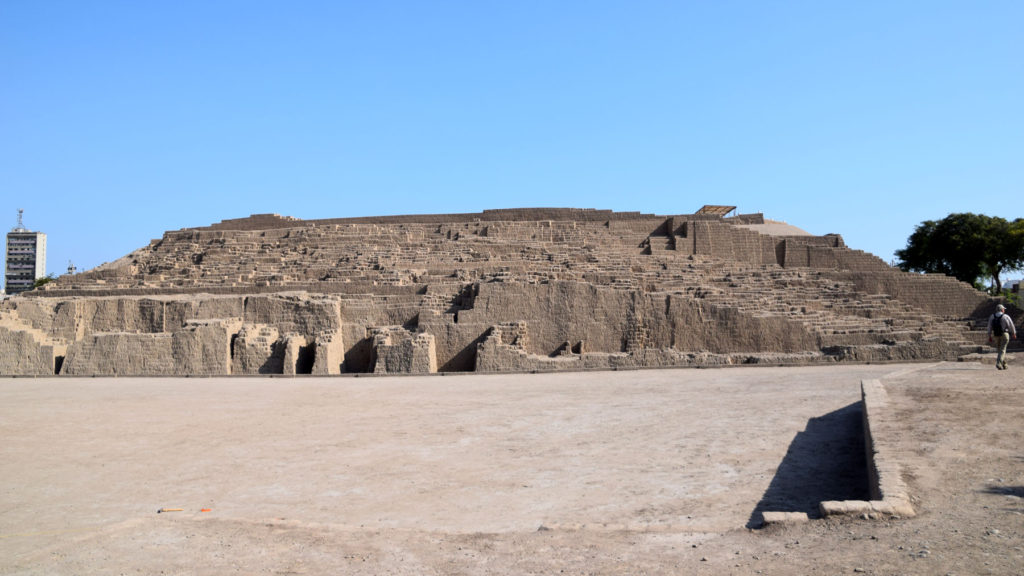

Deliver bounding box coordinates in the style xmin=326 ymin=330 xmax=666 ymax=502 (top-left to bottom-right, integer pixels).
xmin=0 ymin=209 xmax=1001 ymax=375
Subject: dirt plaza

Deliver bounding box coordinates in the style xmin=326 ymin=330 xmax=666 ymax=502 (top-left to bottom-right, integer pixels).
xmin=2 ymin=363 xmax=1021 ymax=574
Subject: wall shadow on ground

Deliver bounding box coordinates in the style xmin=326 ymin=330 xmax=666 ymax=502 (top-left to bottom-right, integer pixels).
xmin=747 ymin=402 xmax=870 ymax=528
xmin=981 ymin=484 xmax=1024 ymax=514
xmin=981 ymin=484 xmax=1024 ymax=497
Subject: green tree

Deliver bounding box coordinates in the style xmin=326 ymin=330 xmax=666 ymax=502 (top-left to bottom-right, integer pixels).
xmin=32 ymin=273 xmax=56 ymax=289
xmin=896 ymin=213 xmax=1024 ymax=293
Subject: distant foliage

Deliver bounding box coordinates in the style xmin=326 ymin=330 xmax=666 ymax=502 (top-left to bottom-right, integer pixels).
xmin=896 ymin=213 xmax=1024 ymax=294
xmin=1001 ymin=289 xmax=1021 ymax=308
xmin=32 ymin=273 xmax=56 ymax=289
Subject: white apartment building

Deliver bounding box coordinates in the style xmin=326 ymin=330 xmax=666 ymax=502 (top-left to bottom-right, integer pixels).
xmin=5 ymin=211 xmax=46 ymax=296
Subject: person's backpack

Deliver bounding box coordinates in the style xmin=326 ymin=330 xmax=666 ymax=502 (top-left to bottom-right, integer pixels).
xmin=992 ymin=314 xmax=1006 ymax=337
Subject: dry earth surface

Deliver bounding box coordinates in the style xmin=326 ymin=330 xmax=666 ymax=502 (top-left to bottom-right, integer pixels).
xmin=1 ymin=363 xmax=1021 ymax=575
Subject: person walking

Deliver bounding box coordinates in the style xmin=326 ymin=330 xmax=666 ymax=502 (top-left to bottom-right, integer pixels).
xmin=988 ymin=304 xmax=1016 ymax=370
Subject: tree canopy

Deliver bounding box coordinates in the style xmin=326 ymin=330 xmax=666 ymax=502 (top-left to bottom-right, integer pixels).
xmin=896 ymin=213 xmax=1024 ymax=293
xmin=32 ymin=273 xmax=56 ymax=289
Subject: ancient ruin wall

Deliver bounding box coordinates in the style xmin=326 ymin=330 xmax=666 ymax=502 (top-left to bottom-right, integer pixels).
xmin=0 ymin=326 xmax=57 ymax=375
xmin=0 ymin=208 xmax=1000 ymax=376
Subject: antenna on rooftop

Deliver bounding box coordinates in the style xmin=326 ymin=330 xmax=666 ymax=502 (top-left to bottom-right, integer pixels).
xmin=67 ymin=260 xmax=77 ymax=275
xmin=13 ymin=208 xmax=26 ymax=232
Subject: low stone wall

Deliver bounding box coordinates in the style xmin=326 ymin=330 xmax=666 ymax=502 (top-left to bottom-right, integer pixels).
xmin=311 ymin=329 xmax=345 ymax=375
xmin=371 ymin=327 xmax=437 ymax=374
xmin=819 ymin=379 xmax=915 ymax=519
xmin=823 ymin=340 xmax=962 ymax=363
xmin=0 ymin=326 xmax=56 ymax=375
xmin=232 ymin=324 xmax=283 ymax=375
xmin=171 ymin=320 xmax=236 ymax=375
xmin=475 ymin=323 xmax=829 ymax=373
xmin=61 ymin=333 xmax=176 ymax=376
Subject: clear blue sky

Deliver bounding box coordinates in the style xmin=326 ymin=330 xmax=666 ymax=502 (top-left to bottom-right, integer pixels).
xmin=2 ymin=1 xmax=1021 ymax=279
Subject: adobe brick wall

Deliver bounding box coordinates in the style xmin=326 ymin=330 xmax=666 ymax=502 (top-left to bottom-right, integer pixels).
xmin=834 ymin=271 xmax=988 ymax=319
xmin=0 ymin=326 xmax=56 ymax=375
xmin=61 ymin=333 xmax=177 ymax=376
xmin=371 ymin=327 xmax=438 ymax=374
xmin=1 ymin=208 xmax=1004 ymax=375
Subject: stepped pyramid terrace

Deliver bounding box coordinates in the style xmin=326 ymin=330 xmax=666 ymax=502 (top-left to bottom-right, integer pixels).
xmin=0 ymin=207 xmax=1012 ymax=376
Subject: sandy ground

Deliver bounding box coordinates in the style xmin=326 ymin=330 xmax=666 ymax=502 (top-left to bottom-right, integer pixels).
xmin=1 ymin=363 xmax=1021 ymax=575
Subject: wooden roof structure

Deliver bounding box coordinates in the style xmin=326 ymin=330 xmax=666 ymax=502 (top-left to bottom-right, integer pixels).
xmin=696 ymin=205 xmax=737 ymax=217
